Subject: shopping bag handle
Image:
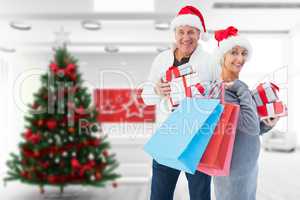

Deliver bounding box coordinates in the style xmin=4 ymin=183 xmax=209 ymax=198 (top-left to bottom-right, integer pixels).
xmin=208 ymin=81 xmax=225 ymax=104
xmin=220 ymin=82 xmax=225 ymax=104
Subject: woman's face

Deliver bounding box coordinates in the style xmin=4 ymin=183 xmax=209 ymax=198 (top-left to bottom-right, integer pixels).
xmin=223 ymin=46 xmax=249 ymax=76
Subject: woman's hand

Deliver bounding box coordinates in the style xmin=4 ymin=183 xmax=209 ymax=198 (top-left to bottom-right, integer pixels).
xmin=262 ymin=117 xmax=280 ymax=127
xmin=154 ymin=81 xmax=171 ymax=97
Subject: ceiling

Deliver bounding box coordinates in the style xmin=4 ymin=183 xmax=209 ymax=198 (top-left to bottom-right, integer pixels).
xmin=0 ymin=0 xmax=300 ymax=53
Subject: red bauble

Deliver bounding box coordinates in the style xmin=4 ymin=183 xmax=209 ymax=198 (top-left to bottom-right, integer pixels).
xmin=112 ymin=182 xmax=118 ymax=188
xmin=21 ymin=171 xmax=28 ymax=178
xmin=24 ymin=130 xmax=41 ymax=144
xmin=47 ymin=175 xmax=56 ymax=184
xmin=31 ymin=134 xmax=41 ymax=144
xmin=37 ymin=119 xmax=44 ymax=127
xmin=70 ymin=74 xmax=77 ymax=81
xmin=23 ymin=129 xmax=33 ymax=138
xmin=32 ymin=102 xmax=39 ymax=109
xmin=41 ymin=162 xmax=50 ymax=169
xmin=90 ymin=139 xmax=101 ymax=146
xmin=76 ymin=106 xmax=85 ymax=115
xmin=71 ymin=158 xmax=81 ymax=169
xmin=33 ymin=150 xmax=40 ymax=157
xmin=95 ymin=172 xmax=102 ymax=180
xmin=68 ymin=127 xmax=75 ymax=134
xmin=103 ymin=150 xmax=109 ymax=158
xmin=47 ymin=119 xmax=57 ymax=130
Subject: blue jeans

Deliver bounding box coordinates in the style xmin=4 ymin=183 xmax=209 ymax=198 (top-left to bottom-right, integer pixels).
xmin=150 ymin=160 xmax=211 ymax=200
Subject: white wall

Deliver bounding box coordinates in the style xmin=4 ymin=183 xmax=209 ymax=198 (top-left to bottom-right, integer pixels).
xmin=0 ymin=54 xmax=10 ymax=176
xmin=288 ymin=25 xmax=300 ymax=146
xmin=0 ymin=0 xmax=94 ymax=13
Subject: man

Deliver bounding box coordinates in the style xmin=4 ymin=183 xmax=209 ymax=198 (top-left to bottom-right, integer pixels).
xmin=141 ymin=5 xmax=218 ymax=200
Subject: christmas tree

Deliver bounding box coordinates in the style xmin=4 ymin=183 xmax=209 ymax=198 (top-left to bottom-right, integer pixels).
xmin=5 ymin=47 xmax=120 ymax=193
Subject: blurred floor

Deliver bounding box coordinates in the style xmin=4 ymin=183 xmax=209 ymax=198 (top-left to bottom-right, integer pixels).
xmin=1 ymin=148 xmax=299 ymax=200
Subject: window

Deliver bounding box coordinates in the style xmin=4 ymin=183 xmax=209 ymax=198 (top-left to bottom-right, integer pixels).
xmin=242 ymin=35 xmax=288 ymax=132
xmin=240 ymin=35 xmax=286 ymax=88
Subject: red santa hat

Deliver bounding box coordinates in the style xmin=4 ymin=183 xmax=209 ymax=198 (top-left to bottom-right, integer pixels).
xmin=171 ymin=5 xmax=209 ymax=41
xmin=214 ymin=26 xmax=252 ymax=62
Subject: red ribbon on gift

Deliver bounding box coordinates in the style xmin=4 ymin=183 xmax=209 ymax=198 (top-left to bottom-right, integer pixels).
xmin=169 ymin=76 xmax=206 ymax=107
xmin=186 ymin=83 xmax=206 ymax=97
xmin=195 ymin=83 xmax=205 ymax=95
xmin=168 ymin=76 xmax=188 ymax=107
xmin=165 ymin=66 xmax=180 ymax=82
xmin=169 ymin=98 xmax=178 ymax=107
xmin=256 ymin=82 xmax=279 ymax=104
xmin=257 ymin=101 xmax=285 ymax=118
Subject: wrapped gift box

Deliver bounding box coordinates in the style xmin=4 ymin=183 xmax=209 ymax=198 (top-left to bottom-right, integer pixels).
xmin=257 ymin=101 xmax=287 ymax=119
xmin=162 ymin=63 xmax=194 ymax=82
xmin=168 ymin=73 xmax=205 ymax=108
xmin=187 ymin=83 xmax=206 ymax=97
xmin=207 ymin=81 xmax=222 ymax=99
xmin=252 ymin=82 xmax=279 ymax=106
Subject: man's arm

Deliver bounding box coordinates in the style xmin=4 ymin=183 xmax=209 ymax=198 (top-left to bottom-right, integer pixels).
xmin=141 ymin=55 xmax=170 ymax=105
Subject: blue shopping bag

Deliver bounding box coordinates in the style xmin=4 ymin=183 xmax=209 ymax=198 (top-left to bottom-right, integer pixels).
xmin=144 ymin=98 xmax=223 ymax=174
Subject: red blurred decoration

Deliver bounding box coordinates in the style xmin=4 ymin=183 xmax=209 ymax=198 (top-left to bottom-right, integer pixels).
xmin=94 ymin=89 xmax=155 ymax=123
xmin=112 ymin=182 xmax=118 ymax=188
xmin=23 ymin=129 xmax=41 ymax=144
xmin=46 ymin=119 xmax=57 ymax=130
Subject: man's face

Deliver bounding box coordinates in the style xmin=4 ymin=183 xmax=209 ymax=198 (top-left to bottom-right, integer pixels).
xmin=175 ymin=25 xmax=200 ymax=57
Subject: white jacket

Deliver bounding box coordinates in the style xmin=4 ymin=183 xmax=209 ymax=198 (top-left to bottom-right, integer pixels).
xmin=141 ymin=45 xmax=219 ymax=125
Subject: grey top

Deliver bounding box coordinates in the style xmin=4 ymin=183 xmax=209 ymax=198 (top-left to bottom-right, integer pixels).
xmin=213 ymin=79 xmax=273 ymax=200
xmin=224 ymin=79 xmax=272 ymax=175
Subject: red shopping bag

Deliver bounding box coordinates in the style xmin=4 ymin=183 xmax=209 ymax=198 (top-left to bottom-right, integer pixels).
xmin=197 ymin=83 xmax=240 ymax=176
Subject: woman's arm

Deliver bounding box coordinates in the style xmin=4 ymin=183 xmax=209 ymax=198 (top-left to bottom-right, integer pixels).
xmin=228 ymin=80 xmax=260 ymax=136
xmin=259 ymin=117 xmax=279 ymax=135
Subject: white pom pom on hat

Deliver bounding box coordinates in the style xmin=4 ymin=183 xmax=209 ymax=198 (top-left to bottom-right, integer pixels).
xmin=171 ymin=5 xmax=209 ymax=41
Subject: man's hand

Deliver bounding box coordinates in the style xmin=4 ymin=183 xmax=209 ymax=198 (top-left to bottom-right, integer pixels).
xmin=262 ymin=117 xmax=280 ymax=127
xmin=154 ymin=81 xmax=171 ymax=97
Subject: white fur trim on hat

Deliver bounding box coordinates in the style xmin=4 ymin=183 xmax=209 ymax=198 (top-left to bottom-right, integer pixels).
xmin=200 ymin=32 xmax=210 ymax=41
xmin=171 ymin=14 xmax=204 ymax=32
xmin=215 ymin=35 xmax=252 ymax=64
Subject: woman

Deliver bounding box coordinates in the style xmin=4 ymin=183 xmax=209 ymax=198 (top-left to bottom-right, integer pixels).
xmin=212 ymin=26 xmax=279 ymax=200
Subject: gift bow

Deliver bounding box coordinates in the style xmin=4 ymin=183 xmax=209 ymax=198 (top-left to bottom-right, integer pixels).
xmin=256 ymin=82 xmax=279 ymax=104
xmin=215 ymin=26 xmax=238 ymax=47
xmin=165 ymin=66 xmax=180 ymax=82
xmin=257 ymin=101 xmax=285 ymax=118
